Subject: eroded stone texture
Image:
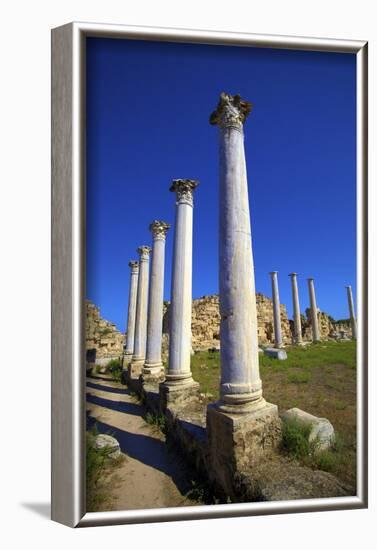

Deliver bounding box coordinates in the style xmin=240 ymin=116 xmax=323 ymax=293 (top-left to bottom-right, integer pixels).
xmin=206 ymin=402 xmax=282 ymax=499
xmin=85 ymin=300 xmax=124 ymax=363
xmin=281 ymin=407 xmax=335 ymax=451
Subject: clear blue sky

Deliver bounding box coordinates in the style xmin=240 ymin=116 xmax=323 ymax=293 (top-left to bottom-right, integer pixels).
xmin=86 ymin=37 xmax=356 ymax=332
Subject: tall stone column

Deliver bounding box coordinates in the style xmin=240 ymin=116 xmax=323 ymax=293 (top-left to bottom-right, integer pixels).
xmin=123 ymin=260 xmax=139 ymax=367
xmin=289 ymin=272 xmax=303 ymax=345
xmin=142 ymin=221 xmax=170 ymax=382
xmin=206 ymin=93 xmax=281 ymax=499
xmin=160 ymin=179 xmax=199 ymax=406
xmin=129 ymin=245 xmax=151 ymax=377
xmin=346 ymin=285 xmax=357 ymax=339
xmin=270 ymin=271 xmax=283 ymax=348
xmin=307 ymin=278 xmax=320 ymax=342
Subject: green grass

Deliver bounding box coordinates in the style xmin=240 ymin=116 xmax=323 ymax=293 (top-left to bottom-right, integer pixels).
xmin=86 ymin=426 xmax=123 ymax=511
xmin=106 ymin=357 xmax=123 ymax=382
xmin=143 ymin=412 xmax=167 ymax=433
xmin=190 ymin=340 xmax=357 ymax=490
xmin=281 ymin=418 xmax=346 ymax=475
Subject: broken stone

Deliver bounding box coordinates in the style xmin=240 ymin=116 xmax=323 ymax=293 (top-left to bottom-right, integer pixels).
xmin=281 ymin=407 xmax=335 ymax=451
xmin=264 ymin=348 xmax=287 ymax=360
xmin=94 ymin=434 xmax=121 ymax=459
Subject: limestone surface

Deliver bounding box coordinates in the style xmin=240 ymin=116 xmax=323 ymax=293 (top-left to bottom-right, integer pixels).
xmin=281 ymin=407 xmax=335 ymax=451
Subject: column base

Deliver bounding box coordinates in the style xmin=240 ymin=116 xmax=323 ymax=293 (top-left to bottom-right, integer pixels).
xmin=206 ymin=401 xmax=282 ymax=499
xmin=141 ymin=362 xmax=165 ymax=385
xmin=159 ymin=377 xmax=200 ymax=410
xmin=128 ymin=358 xmax=144 ymax=379
xmin=122 ymin=352 xmax=133 ymax=369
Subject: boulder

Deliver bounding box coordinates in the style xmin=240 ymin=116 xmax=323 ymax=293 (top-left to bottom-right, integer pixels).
xmin=94 ymin=434 xmax=121 ymax=459
xmin=281 ymin=407 xmax=335 ymax=450
xmin=264 ymin=348 xmax=288 ymax=360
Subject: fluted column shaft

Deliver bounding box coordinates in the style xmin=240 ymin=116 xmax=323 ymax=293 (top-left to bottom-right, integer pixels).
xmin=210 ymin=92 xmax=263 ymax=412
xmin=270 ymin=272 xmax=283 ymax=348
xmin=165 ymin=179 xmax=198 ymax=386
xmin=346 ymin=285 xmax=357 ymax=339
xmin=131 ymin=246 xmax=151 ymax=365
xmin=308 ymin=278 xmax=320 ymax=342
xmin=143 ymin=221 xmax=170 ymax=373
xmin=289 ymin=273 xmax=303 ymax=344
xmin=124 ymin=261 xmax=139 ymax=357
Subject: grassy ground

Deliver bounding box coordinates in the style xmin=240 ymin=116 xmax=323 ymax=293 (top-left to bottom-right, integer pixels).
xmin=191 ymin=340 xmax=357 ymax=490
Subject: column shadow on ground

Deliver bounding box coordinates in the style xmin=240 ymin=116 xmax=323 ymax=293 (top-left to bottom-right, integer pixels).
xmin=86 ymin=380 xmax=129 ymax=395
xmin=86 ymin=392 xmax=143 ymax=417
xmin=86 ymin=414 xmax=195 ymax=496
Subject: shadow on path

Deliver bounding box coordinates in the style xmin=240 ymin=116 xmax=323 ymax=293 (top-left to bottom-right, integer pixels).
xmin=86 ymin=393 xmax=143 ymax=417
xmin=87 ymin=414 xmax=194 ymax=496
xmin=86 ymin=380 xmax=129 ymax=395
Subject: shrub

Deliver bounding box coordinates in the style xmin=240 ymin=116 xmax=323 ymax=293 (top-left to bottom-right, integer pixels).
xmin=106 ymin=358 xmax=122 ymax=382
xmin=281 ymin=418 xmax=312 ymax=459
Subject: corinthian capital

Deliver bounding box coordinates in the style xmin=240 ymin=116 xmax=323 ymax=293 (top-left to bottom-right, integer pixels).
xmin=170 ymin=179 xmax=199 ymax=207
xmin=210 ymin=92 xmax=252 ymax=130
xmin=137 ymin=245 xmax=152 ymax=261
xmin=128 ymin=260 xmax=139 ymax=272
xmin=149 ymin=220 xmax=171 ymax=240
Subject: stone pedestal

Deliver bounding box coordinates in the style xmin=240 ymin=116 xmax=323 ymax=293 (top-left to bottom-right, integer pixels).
xmin=289 ymin=272 xmax=303 ymax=345
xmin=123 ymin=260 xmax=139 ymax=369
xmin=142 ymin=221 xmax=170 ymax=384
xmin=308 ymin=278 xmax=320 ymax=342
xmin=159 ymin=379 xmax=200 ymax=410
xmin=206 ymin=402 xmax=282 ymax=499
xmin=270 ymin=271 xmax=283 ymax=348
xmin=160 ymin=179 xmax=199 ymax=401
xmin=130 ymin=246 xmax=151 ymax=378
xmin=346 ymin=285 xmax=357 ymax=339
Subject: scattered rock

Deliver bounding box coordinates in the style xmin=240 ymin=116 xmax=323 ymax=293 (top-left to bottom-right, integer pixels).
xmin=94 ymin=434 xmax=121 ymax=459
xmin=281 ymin=407 xmax=335 ymax=450
xmin=264 ymin=348 xmax=288 ymax=360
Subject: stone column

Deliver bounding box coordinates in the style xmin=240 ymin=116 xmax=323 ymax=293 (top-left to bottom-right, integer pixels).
xmin=142 ymin=221 xmax=170 ymax=382
xmin=160 ymin=179 xmax=199 ymax=406
xmin=206 ymin=93 xmax=281 ymax=499
xmin=346 ymin=285 xmax=357 ymax=339
xmin=123 ymin=260 xmax=139 ymax=367
xmin=308 ymin=278 xmax=320 ymax=342
xmin=129 ymin=245 xmax=151 ymax=377
xmin=270 ymin=271 xmax=283 ymax=348
xmin=289 ymin=272 xmax=303 ymax=345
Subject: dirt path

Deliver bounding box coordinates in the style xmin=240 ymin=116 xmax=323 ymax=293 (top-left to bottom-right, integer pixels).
xmin=86 ymin=374 xmax=199 ymax=511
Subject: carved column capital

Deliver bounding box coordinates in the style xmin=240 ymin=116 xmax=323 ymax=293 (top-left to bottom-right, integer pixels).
xmin=149 ymin=220 xmax=171 ymax=241
xmin=128 ymin=260 xmax=139 ymax=273
xmin=210 ymin=92 xmax=252 ymax=131
xmin=137 ymin=246 xmax=152 ymax=261
xmin=170 ymin=179 xmax=199 ymax=207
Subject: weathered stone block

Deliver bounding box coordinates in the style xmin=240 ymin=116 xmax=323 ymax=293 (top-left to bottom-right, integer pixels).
xmin=159 ymin=380 xmax=200 ymax=410
xmin=206 ymin=402 xmax=282 ymax=499
xmin=264 ymin=347 xmax=288 ymax=360
xmin=128 ymin=360 xmax=144 ymax=379
xmin=281 ymin=407 xmax=335 ymax=450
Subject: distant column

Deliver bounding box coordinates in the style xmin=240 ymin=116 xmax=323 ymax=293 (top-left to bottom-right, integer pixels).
xmin=308 ymin=278 xmax=320 ymax=342
xmin=123 ymin=260 xmax=139 ymax=365
xmin=162 ymin=179 xmax=198 ymax=391
xmin=209 ymin=92 xmax=264 ymax=412
xmin=143 ymin=221 xmax=170 ymax=379
xmin=130 ymin=245 xmax=151 ymax=376
xmin=270 ymin=271 xmax=283 ymax=348
xmin=289 ymin=272 xmax=303 ymax=345
xmin=346 ymin=285 xmax=357 ymax=339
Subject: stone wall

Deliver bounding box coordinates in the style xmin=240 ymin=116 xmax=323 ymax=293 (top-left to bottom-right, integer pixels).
xmin=163 ymin=293 xmax=292 ymax=352
xmin=86 ymin=300 xmax=124 ymax=362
